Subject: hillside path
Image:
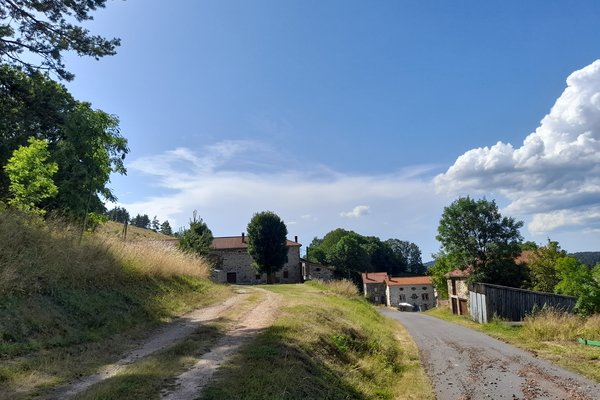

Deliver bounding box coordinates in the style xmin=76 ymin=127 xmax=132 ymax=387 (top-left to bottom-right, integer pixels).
xmin=160 ymin=288 xmax=280 ymax=400
xmin=49 ymin=287 xmax=259 ymax=399
xmin=380 ymin=309 xmax=600 ymax=400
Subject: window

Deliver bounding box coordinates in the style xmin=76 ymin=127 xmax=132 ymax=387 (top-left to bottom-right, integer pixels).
xmin=399 ymin=287 xmax=404 ymax=291
xmin=399 ymin=294 xmax=406 ymax=301
xmin=422 ymin=293 xmax=429 ymax=300
xmin=283 ymin=270 xmax=289 ymax=279
xmin=411 ymin=287 xmax=416 ymax=291
xmin=315 ymin=267 xmax=321 ymax=271
xmin=422 ymin=287 xmax=427 ymax=290
xmin=255 ymin=274 xmax=261 ymax=280
xmin=411 ymin=294 xmax=418 ymax=300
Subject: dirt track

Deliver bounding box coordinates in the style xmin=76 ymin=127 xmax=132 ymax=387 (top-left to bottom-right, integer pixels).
xmin=380 ymin=309 xmax=600 ymax=400
xmin=50 ymin=287 xmax=278 ymax=399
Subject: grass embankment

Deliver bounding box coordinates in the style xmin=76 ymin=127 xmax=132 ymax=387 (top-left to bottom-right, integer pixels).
xmin=0 ymin=210 xmax=230 ymax=398
xmin=426 ymin=306 xmax=600 ymax=382
xmin=97 ymin=220 xmax=178 ymax=241
xmin=202 ymin=280 xmax=434 ymax=400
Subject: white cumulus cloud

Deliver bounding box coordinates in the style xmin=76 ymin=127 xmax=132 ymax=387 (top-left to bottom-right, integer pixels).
xmin=340 ymin=205 xmax=371 ymax=218
xmin=435 ymin=60 xmax=600 ymax=234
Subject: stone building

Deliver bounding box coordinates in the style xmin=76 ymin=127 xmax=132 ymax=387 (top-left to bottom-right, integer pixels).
xmin=210 ymin=234 xmax=302 ymax=284
xmin=385 ymin=276 xmax=435 ymax=311
xmin=361 ymin=272 xmax=389 ymax=304
xmin=446 ymin=269 xmax=470 ymax=315
xmin=301 ymin=258 xmax=335 ymax=281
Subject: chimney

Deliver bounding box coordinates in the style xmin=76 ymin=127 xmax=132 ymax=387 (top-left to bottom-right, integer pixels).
xmin=294 ymin=235 xmax=298 ymax=243
xmin=241 ymin=232 xmax=245 ymax=243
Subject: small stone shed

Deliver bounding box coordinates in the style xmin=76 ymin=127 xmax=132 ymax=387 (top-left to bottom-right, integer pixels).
xmin=301 ymin=258 xmax=334 ymax=281
xmin=210 ymin=234 xmax=302 ymax=284
xmin=446 ymin=269 xmax=470 ymax=316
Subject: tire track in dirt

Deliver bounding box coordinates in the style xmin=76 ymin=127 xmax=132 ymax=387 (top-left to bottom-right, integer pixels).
xmin=160 ymin=288 xmax=280 ymax=400
xmin=49 ymin=290 xmax=250 ymax=399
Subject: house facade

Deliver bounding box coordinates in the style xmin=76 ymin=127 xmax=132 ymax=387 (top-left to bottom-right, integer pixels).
xmin=361 ymin=272 xmax=389 ymax=304
xmin=385 ymin=276 xmax=435 ymax=311
xmin=210 ymin=234 xmax=302 ymax=284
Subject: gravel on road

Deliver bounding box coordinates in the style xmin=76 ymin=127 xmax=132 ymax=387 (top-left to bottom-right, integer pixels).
xmin=380 ymin=309 xmax=600 ymax=400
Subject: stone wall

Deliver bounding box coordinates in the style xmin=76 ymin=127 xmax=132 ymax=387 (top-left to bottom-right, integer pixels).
xmin=363 ymin=283 xmax=387 ymax=304
xmin=211 ymin=246 xmax=302 ymax=284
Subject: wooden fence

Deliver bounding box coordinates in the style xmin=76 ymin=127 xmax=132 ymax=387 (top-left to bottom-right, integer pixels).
xmin=469 ymin=283 xmax=576 ymax=323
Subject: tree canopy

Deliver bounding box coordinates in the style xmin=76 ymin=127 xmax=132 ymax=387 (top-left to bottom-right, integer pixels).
xmin=307 ymin=228 xmax=425 ymax=283
xmin=177 ymin=211 xmax=213 ymax=256
xmin=436 ymin=197 xmax=524 ymax=285
xmin=246 ymin=211 xmax=288 ymax=284
xmin=4 ymin=137 xmax=57 ymax=214
xmin=0 ymin=65 xmax=128 ymax=220
xmin=0 ymin=0 xmax=121 ymax=80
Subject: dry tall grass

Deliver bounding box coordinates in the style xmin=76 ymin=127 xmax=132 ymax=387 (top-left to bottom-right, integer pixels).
xmin=0 ymin=210 xmax=210 ymax=295
xmin=309 ymin=279 xmax=359 ymax=298
xmin=522 ymin=308 xmax=600 ymax=341
xmin=107 ymin=239 xmax=209 ymax=278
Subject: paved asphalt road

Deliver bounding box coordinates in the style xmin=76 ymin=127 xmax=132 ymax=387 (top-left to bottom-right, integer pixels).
xmin=379 ymin=309 xmax=600 ymax=400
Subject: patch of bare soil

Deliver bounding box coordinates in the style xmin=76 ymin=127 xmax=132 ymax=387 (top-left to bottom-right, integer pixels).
xmin=160 ymin=288 xmax=280 ymax=400
xmin=49 ymin=290 xmax=249 ymax=399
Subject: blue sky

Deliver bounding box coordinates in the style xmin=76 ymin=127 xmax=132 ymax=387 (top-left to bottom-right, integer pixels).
xmin=62 ymin=0 xmax=600 ymax=260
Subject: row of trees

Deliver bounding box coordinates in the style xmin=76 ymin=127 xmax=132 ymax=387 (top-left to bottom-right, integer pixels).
xmin=307 ymin=229 xmax=425 ymax=284
xmin=106 ymin=206 xmax=173 ymax=235
xmin=430 ymin=197 xmax=600 ymax=315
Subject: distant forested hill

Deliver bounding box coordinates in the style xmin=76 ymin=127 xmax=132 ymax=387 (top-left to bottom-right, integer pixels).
xmin=571 ymin=252 xmax=600 ymax=267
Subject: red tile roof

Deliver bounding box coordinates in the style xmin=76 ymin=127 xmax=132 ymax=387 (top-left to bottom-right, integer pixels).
xmin=361 ymin=272 xmax=389 ymax=284
xmin=211 ymin=236 xmax=301 ymax=250
xmin=445 ymin=268 xmax=470 ymax=278
xmin=385 ymin=276 xmax=433 ymax=286
xmin=515 ymin=250 xmax=535 ymax=265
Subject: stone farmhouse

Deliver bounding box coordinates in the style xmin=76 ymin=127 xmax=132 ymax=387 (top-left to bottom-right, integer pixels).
xmin=362 ymin=272 xmax=389 ymax=304
xmin=385 ymin=276 xmax=435 ymax=311
xmin=210 ymin=234 xmax=302 ymax=284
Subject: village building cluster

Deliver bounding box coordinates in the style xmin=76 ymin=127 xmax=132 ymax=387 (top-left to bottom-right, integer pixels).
xmin=361 ymin=272 xmax=436 ymax=311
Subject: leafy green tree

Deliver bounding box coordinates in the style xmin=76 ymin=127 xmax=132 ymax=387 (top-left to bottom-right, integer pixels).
xmin=385 ymin=239 xmax=424 ymax=274
xmin=428 ymin=252 xmax=461 ymax=299
xmin=554 ymin=256 xmax=592 ymax=297
xmin=151 ymin=215 xmax=160 ymax=231
xmin=246 ymin=211 xmax=288 ymax=284
xmin=0 ymin=0 xmax=121 ymax=81
xmin=575 ymin=264 xmax=600 ymax=316
xmin=327 ymin=234 xmax=371 ymax=284
xmin=178 ymin=211 xmax=213 ymax=256
xmin=160 ymin=220 xmax=172 ymax=236
xmin=131 ymin=214 xmax=150 ymax=229
xmin=106 ymin=206 xmax=129 ymax=223
xmin=436 ymin=197 xmax=523 ymax=285
xmin=0 ymin=66 xmax=128 ymax=219
xmin=528 ymin=240 xmax=566 ymax=292
xmin=4 ymin=137 xmax=57 ymax=214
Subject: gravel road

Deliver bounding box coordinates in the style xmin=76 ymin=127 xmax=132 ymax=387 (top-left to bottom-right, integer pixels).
xmin=380 ymin=309 xmax=600 ymax=400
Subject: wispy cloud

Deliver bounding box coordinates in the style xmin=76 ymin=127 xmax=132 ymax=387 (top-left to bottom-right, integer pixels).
xmin=120 ymin=140 xmax=447 ymax=256
xmin=340 ymin=205 xmax=371 ymax=218
xmin=435 ymin=60 xmax=600 ymax=235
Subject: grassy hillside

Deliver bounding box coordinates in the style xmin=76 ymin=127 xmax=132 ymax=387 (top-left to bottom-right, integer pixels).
xmin=97 ymin=220 xmax=177 ymax=241
xmin=203 ymin=281 xmax=434 ymax=400
xmin=0 ymin=210 xmax=230 ymax=397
